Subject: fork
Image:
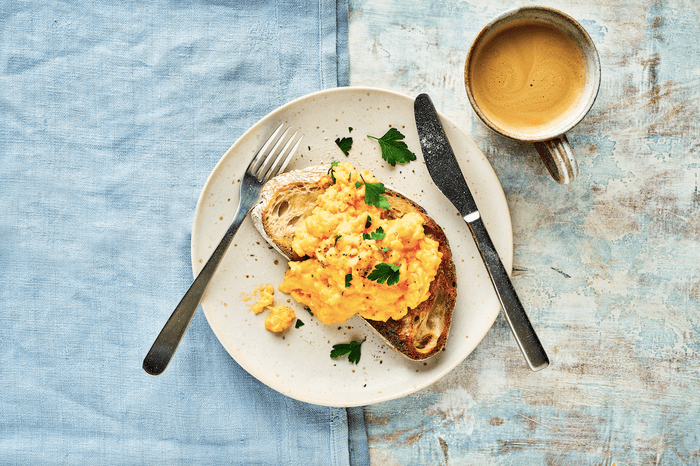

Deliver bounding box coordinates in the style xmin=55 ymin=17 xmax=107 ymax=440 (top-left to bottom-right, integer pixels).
xmin=143 ymin=124 xmax=303 ymax=376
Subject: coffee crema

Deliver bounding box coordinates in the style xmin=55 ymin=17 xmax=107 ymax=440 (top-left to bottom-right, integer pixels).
xmin=468 ymin=20 xmax=586 ymax=135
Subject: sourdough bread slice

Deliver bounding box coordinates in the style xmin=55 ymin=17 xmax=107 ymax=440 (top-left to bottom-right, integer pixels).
xmin=251 ymin=166 xmax=456 ymax=360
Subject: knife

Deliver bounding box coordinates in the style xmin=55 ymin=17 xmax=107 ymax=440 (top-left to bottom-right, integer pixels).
xmin=414 ymin=93 xmax=549 ymax=371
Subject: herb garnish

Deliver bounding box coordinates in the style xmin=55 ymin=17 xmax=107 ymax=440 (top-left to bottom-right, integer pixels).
xmin=295 ymin=319 xmax=305 ymax=328
xmin=331 ymin=338 xmax=366 ymax=364
xmin=345 ymin=273 xmax=353 ymax=287
xmin=362 ymin=226 xmax=385 ymax=241
xmin=328 ymin=161 xmax=340 ymax=183
xmin=368 ymin=128 xmax=416 ymax=166
xmin=367 ymin=263 xmax=401 ymax=286
xmin=334 ymin=235 xmax=342 ymax=246
xmin=335 ymin=137 xmax=353 ymax=156
xmin=356 ymin=175 xmax=390 ymax=209
xmin=365 ymin=215 xmax=372 ymax=229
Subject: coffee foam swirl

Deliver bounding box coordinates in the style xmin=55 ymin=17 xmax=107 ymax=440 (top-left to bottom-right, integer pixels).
xmin=470 ymin=21 xmax=586 ymax=135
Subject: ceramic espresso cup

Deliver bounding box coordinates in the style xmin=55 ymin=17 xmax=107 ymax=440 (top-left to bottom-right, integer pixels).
xmin=464 ymin=6 xmax=601 ymax=184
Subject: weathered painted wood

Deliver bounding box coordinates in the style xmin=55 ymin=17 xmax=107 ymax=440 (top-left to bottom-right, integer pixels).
xmin=349 ymin=0 xmax=700 ymax=463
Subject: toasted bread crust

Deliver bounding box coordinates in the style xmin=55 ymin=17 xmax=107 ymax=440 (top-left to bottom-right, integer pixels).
xmin=251 ymin=166 xmax=456 ymax=360
xmin=252 ymin=166 xmax=327 ymax=261
xmin=261 ymin=182 xmax=322 ymax=260
xmin=364 ymin=190 xmax=457 ymax=359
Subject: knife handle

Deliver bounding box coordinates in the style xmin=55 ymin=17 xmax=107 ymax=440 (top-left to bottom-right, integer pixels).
xmin=465 ymin=215 xmax=549 ymax=371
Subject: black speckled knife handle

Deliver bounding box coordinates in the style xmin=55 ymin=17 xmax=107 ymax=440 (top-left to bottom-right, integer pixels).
xmin=466 ymin=214 xmax=549 ymax=371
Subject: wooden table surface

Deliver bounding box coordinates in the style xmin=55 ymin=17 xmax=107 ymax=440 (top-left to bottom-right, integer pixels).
xmin=348 ymin=0 xmax=700 ymax=464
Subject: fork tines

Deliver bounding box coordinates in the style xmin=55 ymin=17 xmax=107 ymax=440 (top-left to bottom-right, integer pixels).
xmin=249 ymin=123 xmax=303 ymax=183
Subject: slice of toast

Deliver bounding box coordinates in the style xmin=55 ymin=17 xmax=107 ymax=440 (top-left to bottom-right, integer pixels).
xmin=251 ymin=165 xmax=456 ymax=360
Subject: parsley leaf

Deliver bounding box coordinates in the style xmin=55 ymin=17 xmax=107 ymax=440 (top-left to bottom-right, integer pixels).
xmin=295 ymin=319 xmax=305 ymax=328
xmin=354 ymin=175 xmax=389 ymax=209
xmin=363 ymin=180 xmax=390 ymax=209
xmin=335 ymin=137 xmax=353 ymax=156
xmin=368 ymin=128 xmax=417 ymax=166
xmin=334 ymin=235 xmax=342 ymax=246
xmin=367 ymin=263 xmax=401 ymax=286
xmin=328 ymin=161 xmax=340 ymax=183
xmin=362 ymin=226 xmax=385 ymax=241
xmin=345 ymin=273 xmax=353 ymax=288
xmin=365 ymin=215 xmax=372 ymax=229
xmin=330 ymin=338 xmax=366 ymax=364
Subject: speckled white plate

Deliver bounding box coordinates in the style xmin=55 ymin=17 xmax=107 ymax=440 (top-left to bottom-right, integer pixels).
xmin=191 ymin=87 xmax=513 ymax=407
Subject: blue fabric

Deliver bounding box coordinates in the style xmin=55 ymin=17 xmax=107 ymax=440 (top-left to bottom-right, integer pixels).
xmin=0 ymin=0 xmax=368 ymax=464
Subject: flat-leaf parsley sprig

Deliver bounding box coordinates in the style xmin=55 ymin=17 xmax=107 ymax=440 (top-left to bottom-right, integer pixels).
xmin=328 ymin=161 xmax=340 ymax=183
xmin=355 ymin=175 xmax=390 ymax=210
xmin=331 ymin=338 xmax=366 ymax=364
xmin=335 ymin=137 xmax=353 ymax=156
xmin=367 ymin=263 xmax=401 ymax=286
xmin=362 ymin=226 xmax=385 ymax=241
xmin=368 ymin=128 xmax=416 ymax=166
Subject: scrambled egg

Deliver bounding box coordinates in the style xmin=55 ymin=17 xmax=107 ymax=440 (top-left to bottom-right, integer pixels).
xmin=251 ymin=284 xmax=275 ymax=314
xmin=265 ymin=306 xmax=296 ymax=333
xmin=244 ymin=284 xmax=296 ymax=333
xmin=278 ymin=162 xmax=442 ymax=325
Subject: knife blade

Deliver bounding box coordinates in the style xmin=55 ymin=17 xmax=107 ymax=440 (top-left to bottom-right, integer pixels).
xmin=414 ymin=93 xmax=549 ymax=371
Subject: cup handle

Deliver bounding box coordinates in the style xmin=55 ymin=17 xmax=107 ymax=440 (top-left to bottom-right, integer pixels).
xmin=533 ymin=134 xmax=579 ymax=184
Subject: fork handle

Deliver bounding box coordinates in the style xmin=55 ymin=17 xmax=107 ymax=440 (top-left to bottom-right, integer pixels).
xmin=143 ymin=203 xmax=250 ymax=376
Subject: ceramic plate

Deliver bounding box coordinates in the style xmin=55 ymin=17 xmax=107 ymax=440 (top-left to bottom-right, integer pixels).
xmin=191 ymin=87 xmax=513 ymax=407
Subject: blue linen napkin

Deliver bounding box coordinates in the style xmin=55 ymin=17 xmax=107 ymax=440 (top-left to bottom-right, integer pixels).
xmin=0 ymin=1 xmax=368 ymax=464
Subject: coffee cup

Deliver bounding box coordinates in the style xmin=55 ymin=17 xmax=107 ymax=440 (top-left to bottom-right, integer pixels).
xmin=464 ymin=6 xmax=601 ymax=184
